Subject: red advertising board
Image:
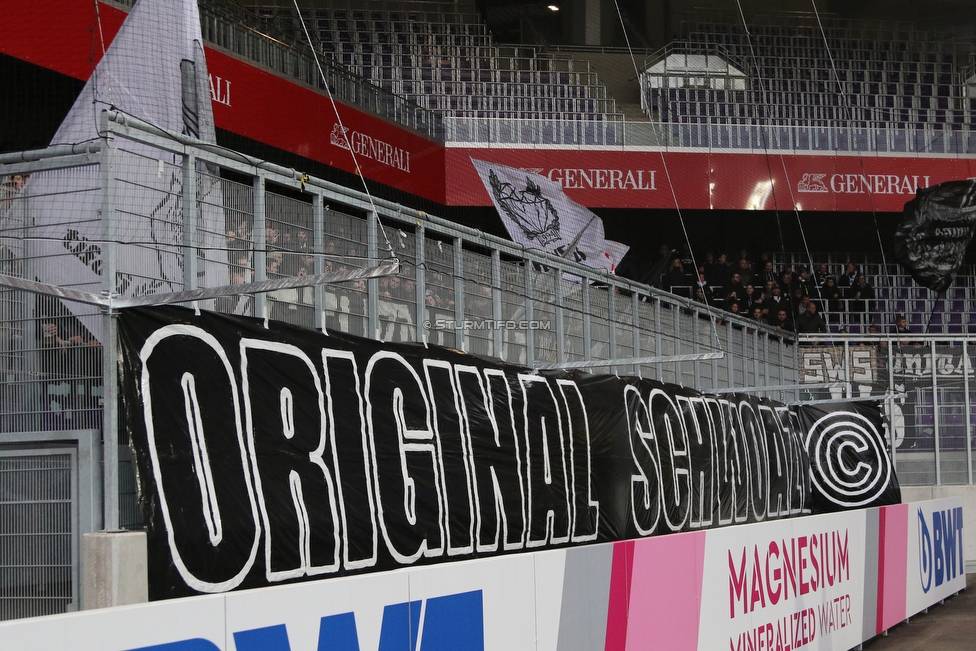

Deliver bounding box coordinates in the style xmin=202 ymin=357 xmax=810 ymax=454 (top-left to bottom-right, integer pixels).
xmin=446 ymin=148 xmax=976 ymax=212
xmin=0 ymin=0 xmax=126 ymax=79
xmin=205 ymin=50 xmax=445 ymax=202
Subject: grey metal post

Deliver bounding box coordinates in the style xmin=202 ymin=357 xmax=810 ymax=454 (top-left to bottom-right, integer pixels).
xmin=416 ymin=224 xmax=427 ymax=344
xmin=631 ymin=292 xmax=641 ymax=376
xmin=99 ymin=128 xmax=117 ymax=531
xmin=524 ymin=263 xmax=534 ymax=368
xmin=654 ymin=299 xmax=663 ymax=379
xmin=690 ymin=306 xmax=700 ymax=387
xmin=844 ymin=340 xmax=851 ymax=399
xmin=367 ymin=211 xmax=379 ymax=339
xmin=725 ymin=313 xmax=733 ymax=389
xmin=582 ymin=279 xmax=591 ymax=361
xmin=453 ymin=238 xmax=464 ymax=350
xmin=607 ymin=286 xmax=617 ymax=374
xmin=182 ymin=153 xmax=198 ymax=294
xmin=888 ymin=338 xmax=897 ymax=468
xmin=753 ymin=330 xmax=761 ymax=387
xmin=932 ymin=341 xmax=941 ymax=485
xmin=964 ymin=340 xmax=973 ymax=485
xmin=491 ymin=249 xmax=502 ymax=356
xmin=313 ymin=194 xmax=325 ymax=331
xmin=252 ymin=175 xmax=267 ymax=319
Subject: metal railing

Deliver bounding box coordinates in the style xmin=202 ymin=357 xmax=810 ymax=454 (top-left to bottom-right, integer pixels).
xmin=0 ymin=111 xmax=801 ymax=619
xmin=441 ymin=116 xmax=976 ymax=153
xmin=196 ymin=0 xmax=443 ymax=140
xmin=799 ymin=334 xmax=976 ymax=487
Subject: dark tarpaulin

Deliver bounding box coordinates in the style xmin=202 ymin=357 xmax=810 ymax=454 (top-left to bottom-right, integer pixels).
xmin=793 ymin=401 xmax=901 ymax=513
xmin=118 ymin=306 xmax=898 ymax=598
xmin=894 ymin=179 xmax=976 ymax=292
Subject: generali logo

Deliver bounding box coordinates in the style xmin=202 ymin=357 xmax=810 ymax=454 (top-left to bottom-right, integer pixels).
xmin=797 ymin=172 xmax=931 ymax=195
xmin=330 ymin=123 xmax=411 ymax=173
xmin=530 ymin=167 xmax=657 ymax=191
xmin=208 ymin=74 xmax=231 ymax=107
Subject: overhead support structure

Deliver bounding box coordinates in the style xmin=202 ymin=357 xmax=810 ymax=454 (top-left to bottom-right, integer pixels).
xmin=534 ymin=351 xmax=725 ymax=370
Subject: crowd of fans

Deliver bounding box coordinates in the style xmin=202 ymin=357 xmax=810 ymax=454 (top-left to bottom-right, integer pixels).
xmin=643 ymin=244 xmax=889 ymax=334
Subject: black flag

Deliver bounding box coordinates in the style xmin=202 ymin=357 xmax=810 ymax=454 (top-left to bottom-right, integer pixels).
xmin=893 ymin=179 xmax=976 ymax=292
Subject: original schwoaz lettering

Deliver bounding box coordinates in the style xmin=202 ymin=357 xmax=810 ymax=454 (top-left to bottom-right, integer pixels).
xmin=136 ymin=324 xmax=810 ymax=594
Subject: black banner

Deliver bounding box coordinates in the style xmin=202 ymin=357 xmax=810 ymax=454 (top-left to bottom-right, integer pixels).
xmin=119 ymin=306 xmax=899 ymax=598
xmin=794 ymin=401 xmax=901 ymax=513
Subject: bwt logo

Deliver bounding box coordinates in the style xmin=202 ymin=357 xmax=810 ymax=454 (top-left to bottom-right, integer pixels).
xmin=128 ymin=590 xmax=483 ymax=651
xmin=917 ymin=507 xmax=964 ymax=593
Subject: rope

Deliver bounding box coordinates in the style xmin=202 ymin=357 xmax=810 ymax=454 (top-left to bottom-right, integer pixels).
xmin=811 ymin=0 xmax=897 ymax=322
xmin=291 ymin=0 xmax=396 ymax=257
xmin=612 ymin=0 xmax=726 ymax=356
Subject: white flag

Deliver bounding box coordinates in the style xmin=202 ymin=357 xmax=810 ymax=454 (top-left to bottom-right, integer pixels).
xmin=27 ymin=0 xmax=227 ymax=340
xmin=471 ymin=159 xmax=628 ymax=275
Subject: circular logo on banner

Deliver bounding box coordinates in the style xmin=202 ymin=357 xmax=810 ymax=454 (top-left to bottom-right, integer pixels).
xmin=806 ymin=411 xmax=892 ymax=507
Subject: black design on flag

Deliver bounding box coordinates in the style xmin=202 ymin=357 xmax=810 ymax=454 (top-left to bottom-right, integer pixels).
xmin=894 ymin=179 xmax=976 ymax=292
xmin=471 ymin=159 xmax=628 ymax=275
xmin=488 ymin=170 xmax=561 ymax=245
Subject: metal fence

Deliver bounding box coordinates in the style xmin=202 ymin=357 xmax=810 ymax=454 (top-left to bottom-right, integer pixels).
xmin=441 ymin=115 xmax=976 ymax=153
xmin=0 ymin=110 xmax=801 ymax=620
xmin=798 ymin=335 xmax=976 ymax=487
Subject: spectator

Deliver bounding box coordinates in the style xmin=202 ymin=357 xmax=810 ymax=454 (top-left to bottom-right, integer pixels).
xmin=693 ymin=286 xmax=710 ymax=304
xmin=756 ymin=258 xmax=778 ymax=286
xmin=726 ymin=272 xmax=746 ymax=302
xmin=695 ymin=272 xmax=714 ymax=304
xmin=750 ymin=290 xmax=769 ymax=319
xmin=821 ymin=276 xmax=844 ymax=314
xmin=767 ymin=285 xmax=787 ymax=312
xmin=795 ymin=302 xmax=827 ymax=333
xmin=813 ymin=263 xmax=830 ymax=288
xmin=894 ymin=314 xmax=911 ymax=334
xmin=665 ymin=258 xmax=692 ymax=297
xmin=296 ymin=229 xmax=310 ymax=254
xmin=796 ymin=267 xmax=815 ymax=297
xmin=840 ymin=262 xmax=859 ymax=288
xmin=742 ymin=284 xmax=760 ymax=312
xmin=893 ymin=313 xmax=923 ymax=348
xmin=735 ymin=258 xmax=754 ymax=287
xmin=778 ymin=268 xmax=798 ymax=296
xmin=846 ymin=274 xmax=874 ymax=313
xmin=794 ymin=294 xmax=816 ymax=317
xmin=768 ymin=308 xmax=794 ymax=331
xmin=265 ymin=226 xmax=281 ymax=252
xmin=708 ymin=253 xmax=731 ymax=291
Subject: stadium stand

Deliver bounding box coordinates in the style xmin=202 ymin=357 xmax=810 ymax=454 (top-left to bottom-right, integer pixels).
xmin=640 ymin=11 xmax=976 ymax=152
xmin=248 ymin=1 xmax=624 ymax=123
